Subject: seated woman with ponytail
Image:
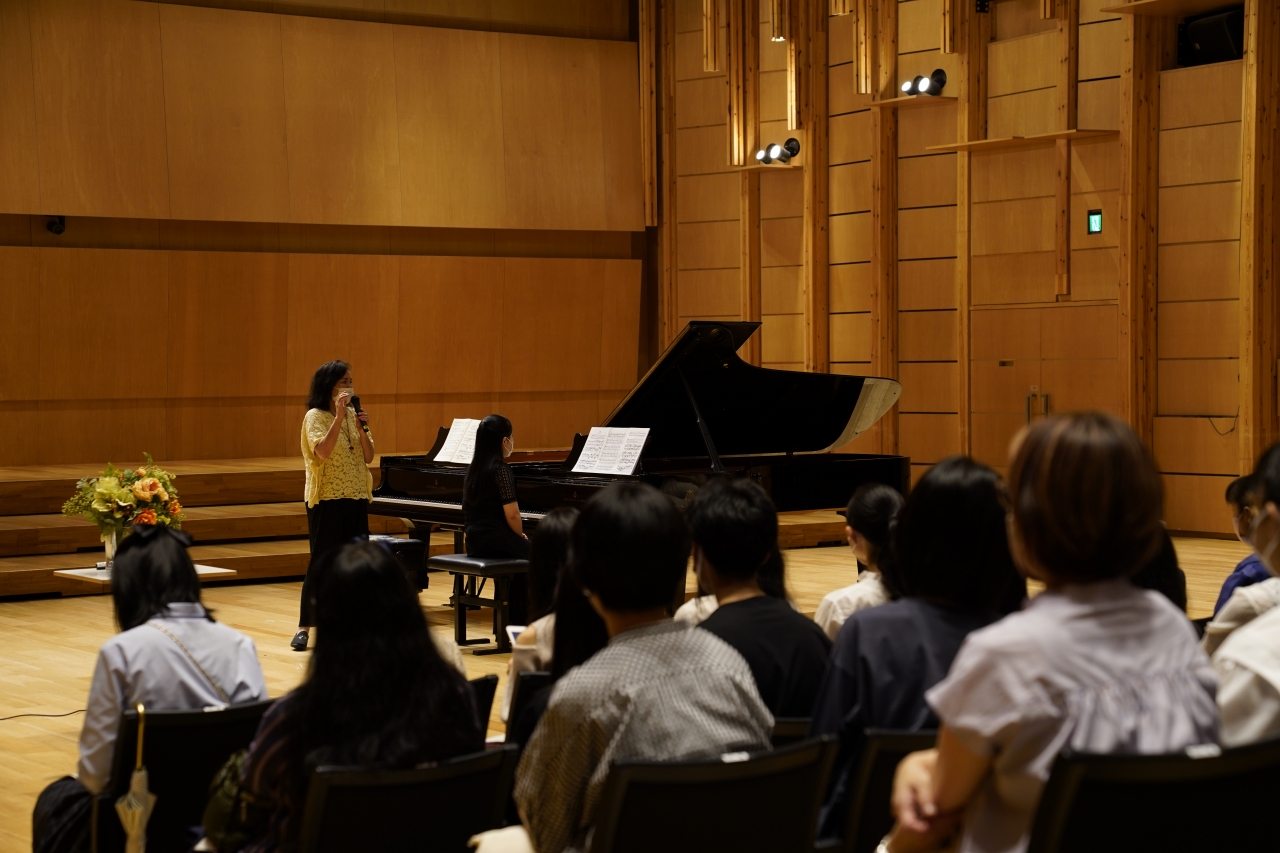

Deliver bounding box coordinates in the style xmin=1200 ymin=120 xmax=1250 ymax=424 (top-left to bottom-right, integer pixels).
xmin=687 ymin=476 xmax=831 ymax=717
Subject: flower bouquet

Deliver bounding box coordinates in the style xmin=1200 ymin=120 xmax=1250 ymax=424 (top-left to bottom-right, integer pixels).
xmin=61 ymin=454 xmax=186 ymax=568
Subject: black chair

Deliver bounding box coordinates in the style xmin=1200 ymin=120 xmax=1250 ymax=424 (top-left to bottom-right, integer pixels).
xmin=771 ymin=718 xmax=812 ymax=748
xmin=427 ymin=553 xmax=529 ymax=653
xmin=298 ymin=745 xmax=520 ymax=853
xmin=470 ymin=674 xmax=499 ymax=728
xmin=508 ymin=670 xmax=552 ymax=734
xmin=1025 ymin=736 xmax=1280 ymax=853
xmin=837 ymin=729 xmax=938 ymax=853
xmin=589 ymin=735 xmax=839 ymax=853
xmin=92 ymin=700 xmax=272 ymax=853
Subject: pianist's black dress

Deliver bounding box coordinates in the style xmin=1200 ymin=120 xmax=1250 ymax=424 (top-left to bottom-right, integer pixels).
xmin=463 ymin=460 xmax=530 ymax=622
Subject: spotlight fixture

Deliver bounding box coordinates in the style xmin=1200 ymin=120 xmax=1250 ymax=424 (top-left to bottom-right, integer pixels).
xmin=754 ymin=138 xmax=801 ymax=166
xmin=901 ymin=69 xmax=947 ymax=96
xmin=46 ymin=215 xmax=65 ymax=236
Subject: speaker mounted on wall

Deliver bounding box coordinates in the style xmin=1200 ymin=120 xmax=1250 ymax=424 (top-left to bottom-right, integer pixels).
xmin=1177 ymin=6 xmax=1244 ymax=68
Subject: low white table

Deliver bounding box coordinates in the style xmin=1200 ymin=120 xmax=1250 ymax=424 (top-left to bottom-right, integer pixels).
xmin=54 ymin=563 xmax=237 ymax=591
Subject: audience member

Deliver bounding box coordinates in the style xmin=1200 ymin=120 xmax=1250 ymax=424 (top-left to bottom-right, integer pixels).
xmin=514 ymin=484 xmax=772 ymax=853
xmin=501 ymin=507 xmax=578 ymax=722
xmin=688 ymin=478 xmax=831 ymax=717
xmin=1213 ymin=443 xmax=1280 ymax=746
xmin=1214 ymin=474 xmax=1269 ymax=615
xmin=814 ymin=483 xmax=904 ymax=639
xmin=236 ymin=542 xmax=483 ymax=852
xmin=33 ymin=526 xmax=267 ymax=851
xmin=1130 ymin=528 xmax=1188 ymax=612
xmin=809 ymin=456 xmax=1023 ymax=842
xmin=888 ymin=413 xmax=1218 ymax=853
xmin=674 ymin=512 xmax=792 ymax=626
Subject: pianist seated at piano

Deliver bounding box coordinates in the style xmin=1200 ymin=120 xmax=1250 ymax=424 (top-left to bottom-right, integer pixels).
xmin=463 ymin=415 xmax=533 ymax=622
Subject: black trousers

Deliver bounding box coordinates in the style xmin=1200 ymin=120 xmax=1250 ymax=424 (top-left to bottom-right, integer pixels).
xmin=301 ymin=498 xmax=369 ymax=626
xmin=466 ymin=525 xmax=531 ymax=624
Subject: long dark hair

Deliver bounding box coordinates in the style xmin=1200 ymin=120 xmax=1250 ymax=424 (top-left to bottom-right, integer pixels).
xmin=550 ymin=557 xmax=609 ymax=682
xmin=463 ymin=414 xmax=512 ymax=505
xmin=846 ymin=483 xmax=904 ymax=567
xmin=279 ymin=542 xmax=482 ymax=828
xmin=306 ymin=361 xmax=349 ymax=412
xmin=881 ymin=456 xmax=1025 ymax=614
xmin=528 ymin=507 xmax=578 ymax=621
xmin=111 ymin=526 xmax=210 ymax=631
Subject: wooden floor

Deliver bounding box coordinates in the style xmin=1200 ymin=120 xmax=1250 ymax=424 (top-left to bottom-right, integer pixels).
xmin=0 ymin=536 xmax=1251 ymax=852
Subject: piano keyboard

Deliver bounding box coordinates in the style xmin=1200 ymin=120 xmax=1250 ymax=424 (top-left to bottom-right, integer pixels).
xmin=370 ymin=496 xmax=548 ymax=522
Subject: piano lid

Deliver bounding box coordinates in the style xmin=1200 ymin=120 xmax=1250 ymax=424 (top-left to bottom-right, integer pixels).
xmin=601 ymin=321 xmax=901 ymax=459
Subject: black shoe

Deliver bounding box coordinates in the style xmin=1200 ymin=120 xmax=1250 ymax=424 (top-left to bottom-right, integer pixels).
xmin=290 ymin=630 xmax=309 ymax=651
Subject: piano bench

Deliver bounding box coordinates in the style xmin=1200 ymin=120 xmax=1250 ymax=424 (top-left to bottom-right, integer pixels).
xmin=427 ymin=555 xmax=529 ymax=655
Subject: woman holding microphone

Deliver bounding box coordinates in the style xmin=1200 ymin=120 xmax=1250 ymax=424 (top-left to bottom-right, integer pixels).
xmin=293 ymin=360 xmax=374 ymax=651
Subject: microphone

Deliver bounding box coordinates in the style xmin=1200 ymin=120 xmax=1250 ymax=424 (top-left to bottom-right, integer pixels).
xmin=351 ymin=395 xmax=370 ymax=434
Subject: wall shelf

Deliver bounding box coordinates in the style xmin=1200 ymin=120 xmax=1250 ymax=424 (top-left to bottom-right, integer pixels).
xmin=1098 ymin=0 xmax=1240 ymax=17
xmin=925 ymin=129 xmax=1118 ymax=153
xmin=870 ymin=95 xmax=958 ymax=110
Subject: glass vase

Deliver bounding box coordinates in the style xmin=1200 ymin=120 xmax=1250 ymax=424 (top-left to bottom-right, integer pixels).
xmin=102 ymin=529 xmax=119 ymax=572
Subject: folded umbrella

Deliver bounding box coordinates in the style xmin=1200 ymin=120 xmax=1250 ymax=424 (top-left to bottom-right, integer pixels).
xmin=115 ymin=703 xmax=158 ymax=853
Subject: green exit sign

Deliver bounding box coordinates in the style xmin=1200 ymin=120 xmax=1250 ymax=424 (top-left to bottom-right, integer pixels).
xmin=1087 ymin=209 xmax=1103 ymax=234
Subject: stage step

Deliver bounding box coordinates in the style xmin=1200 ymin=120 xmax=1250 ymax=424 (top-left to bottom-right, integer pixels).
xmin=0 ymin=503 xmax=407 ymax=557
xmin=0 ymin=532 xmax=457 ymax=598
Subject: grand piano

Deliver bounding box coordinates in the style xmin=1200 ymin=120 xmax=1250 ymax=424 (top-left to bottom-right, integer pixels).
xmin=371 ymin=321 xmax=909 ymax=536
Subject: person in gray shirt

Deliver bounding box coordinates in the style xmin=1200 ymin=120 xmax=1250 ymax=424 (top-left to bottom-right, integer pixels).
xmin=514 ymin=483 xmax=773 ymax=853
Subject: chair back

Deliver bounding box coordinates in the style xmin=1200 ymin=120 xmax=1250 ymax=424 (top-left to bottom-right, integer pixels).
xmin=843 ymin=729 xmax=938 ymax=853
xmin=298 ymin=745 xmax=520 ymax=853
xmin=589 ymin=735 xmax=838 ymax=853
xmin=94 ymin=700 xmax=272 ymax=853
xmin=508 ymin=671 xmax=552 ymax=735
xmin=1026 ymin=736 xmax=1280 ymax=853
xmin=469 ymin=674 xmax=499 ymax=727
xmin=771 ymin=718 xmax=812 ymax=748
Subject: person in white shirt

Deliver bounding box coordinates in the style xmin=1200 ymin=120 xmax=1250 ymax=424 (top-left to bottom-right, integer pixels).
xmin=33 ymin=526 xmax=268 ymax=848
xmin=814 ymin=483 xmax=903 ymax=640
xmin=886 ymin=414 xmax=1218 ymax=853
xmin=1214 ymin=442 xmax=1280 ymax=746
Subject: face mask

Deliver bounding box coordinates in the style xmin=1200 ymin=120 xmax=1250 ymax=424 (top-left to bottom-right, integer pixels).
xmin=1247 ymin=504 xmax=1280 ymax=575
xmin=334 ymin=387 xmax=353 ymax=400
xmin=502 ymin=437 xmax=514 ymax=458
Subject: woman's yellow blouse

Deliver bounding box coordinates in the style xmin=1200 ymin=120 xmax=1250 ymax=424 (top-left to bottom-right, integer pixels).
xmin=301 ymin=407 xmax=373 ymax=507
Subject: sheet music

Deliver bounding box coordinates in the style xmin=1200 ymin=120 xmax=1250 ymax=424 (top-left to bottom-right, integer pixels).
xmin=572 ymin=427 xmax=650 ymax=475
xmin=433 ymin=418 xmax=482 ymax=464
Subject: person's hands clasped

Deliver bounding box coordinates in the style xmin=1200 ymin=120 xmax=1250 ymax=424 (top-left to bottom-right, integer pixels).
xmin=882 ymin=749 xmax=959 ymax=853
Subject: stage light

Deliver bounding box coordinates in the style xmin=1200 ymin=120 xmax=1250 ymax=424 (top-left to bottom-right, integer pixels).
xmin=756 ymin=147 xmax=772 ymax=164
xmin=47 ymin=215 xmax=65 ymax=235
xmin=902 ymin=80 xmax=913 ymax=93
xmin=769 ymin=143 xmax=783 ymax=160
xmin=903 ymin=69 xmax=947 ymax=96
xmin=910 ymin=75 xmax=924 ymax=94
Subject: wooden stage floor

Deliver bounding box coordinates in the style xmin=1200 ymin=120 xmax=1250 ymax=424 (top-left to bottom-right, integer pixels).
xmin=0 ymin=537 xmax=1251 ymax=851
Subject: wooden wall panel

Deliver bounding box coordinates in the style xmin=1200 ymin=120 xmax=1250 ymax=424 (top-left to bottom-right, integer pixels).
xmin=594 ymin=40 xmax=646 ymax=232
xmin=1159 ymin=61 xmax=1243 ymax=130
xmin=677 ymin=269 xmax=741 ymax=316
xmin=1071 ymin=247 xmax=1120 ymax=301
xmin=899 ymin=413 xmax=961 ymax=463
xmin=900 ymin=259 xmax=956 ymax=310
xmin=1159 ymin=123 xmax=1243 ymax=187
xmin=762 ymin=266 xmax=804 ymax=313
xmin=761 ymin=314 xmax=804 ymax=363
xmin=900 ymin=311 xmax=958 ymax=361
xmin=1164 ymin=473 xmax=1235 ymax=534
xmin=159 ymin=5 xmax=291 ymax=223
xmin=830 ymin=112 xmax=874 ymax=164
xmin=0 ymin=2 xmax=40 ymax=215
xmin=899 ymin=362 xmax=958 ymax=412
xmin=830 ymin=263 xmax=872 ymax=313
xmin=973 ymin=197 xmax=1056 ymax=255
xmin=830 ymin=213 xmax=872 ymax=264
xmin=285 ymin=253 xmax=401 ymax=397
xmin=281 ymin=16 xmax=402 ymax=225
xmin=38 ymin=249 xmax=170 ymax=401
xmin=678 ymin=174 xmax=742 ymax=221
xmin=678 ymin=221 xmax=740 ymax=269
xmin=1153 ymin=416 xmax=1240 ymax=476
xmin=1158 ymin=301 xmax=1239 ymax=360
xmin=677 ymin=77 xmax=728 ymax=127
xmin=1078 ymin=19 xmax=1123 ymax=80
xmin=1040 ymin=358 xmax=1119 ymax=412
xmin=899 ymin=155 xmax=958 ymax=208
xmin=1159 ymin=242 xmax=1240 ymax=302
xmin=598 ymin=259 xmax=643 ymax=388
xmin=898 ymin=104 xmax=958 ymax=155
xmin=830 ymin=312 xmax=872 ymax=362
xmin=761 ymin=217 xmax=803 ymax=267
xmin=396 ymin=255 xmax=505 ymax=395
xmin=501 ymin=258 xmax=603 ymax=392
xmin=988 ymin=31 xmax=1058 ymax=96
xmin=899 ymin=0 xmax=943 ymax=54
xmin=1162 ymin=181 xmax=1239 ymax=242
xmin=1041 ymin=305 xmax=1117 ymax=359
xmin=1157 ymin=359 xmax=1239 ymax=417
xmin=830 ymin=162 xmax=873 ymax=214
xmin=973 ymin=147 xmax=1056 ymax=202
xmin=973 ymin=307 xmax=1041 ymax=359
xmin=0 ymin=247 xmax=41 ymax=402
xmin=898 ymin=207 xmax=956 ymax=260
xmin=972 ymin=358 xmax=1042 ymax=412
xmin=988 ymin=89 xmax=1058 ymax=138
xmin=973 ymin=252 xmax=1056 ymax=304
xmin=1078 ymin=78 xmax=1120 ymax=130
xmin=394 ymin=26 xmax=506 ymax=229
xmin=29 ymin=0 xmax=170 ymax=218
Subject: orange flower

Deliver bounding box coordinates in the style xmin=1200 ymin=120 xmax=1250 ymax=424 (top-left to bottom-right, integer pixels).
xmin=134 ymin=508 xmax=157 ymax=526
xmin=132 ymin=477 xmax=164 ymax=502
xmin=167 ymin=500 xmax=182 ymax=516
